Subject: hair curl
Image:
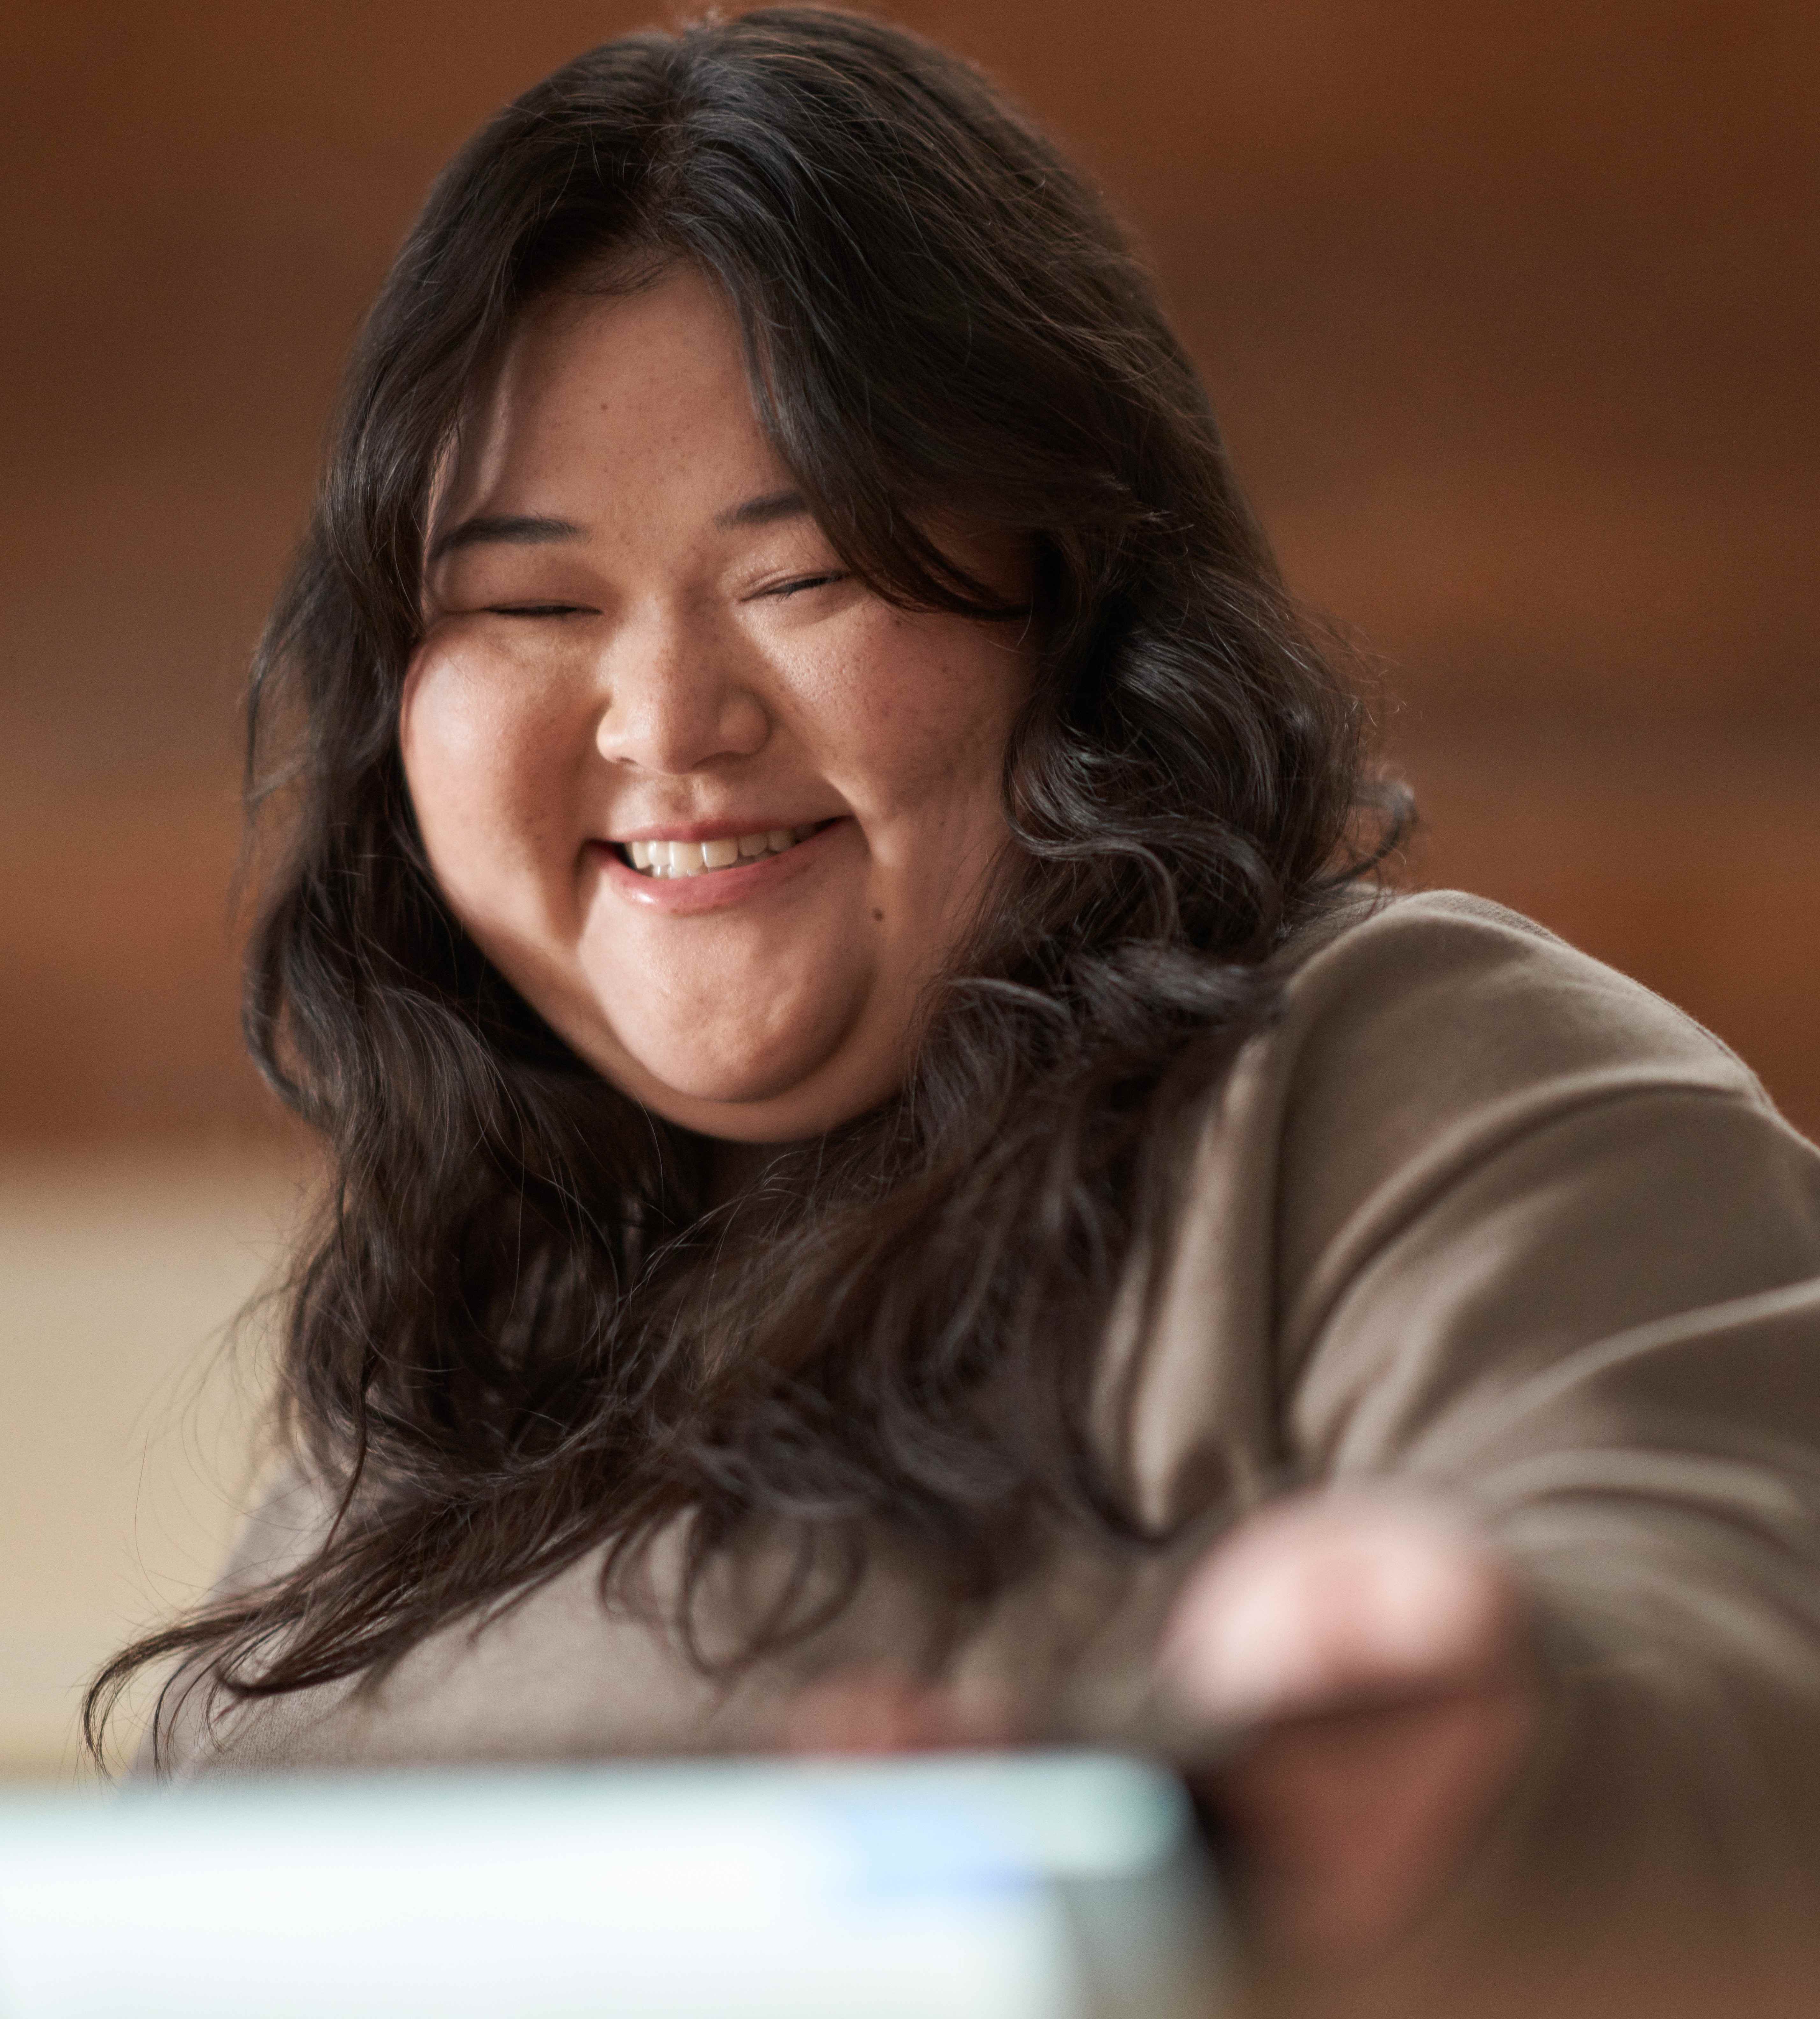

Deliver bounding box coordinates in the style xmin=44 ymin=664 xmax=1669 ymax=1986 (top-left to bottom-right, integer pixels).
xmin=91 ymin=4 xmax=1405 ymax=1766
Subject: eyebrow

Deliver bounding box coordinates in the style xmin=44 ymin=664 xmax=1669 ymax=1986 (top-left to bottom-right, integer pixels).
xmin=427 ymin=514 xmax=586 ymax=563
xmin=713 ymin=488 xmax=809 ymax=532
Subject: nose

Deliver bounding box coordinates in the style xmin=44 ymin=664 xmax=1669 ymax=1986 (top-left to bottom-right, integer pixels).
xmin=593 ymin=604 xmax=770 ymax=776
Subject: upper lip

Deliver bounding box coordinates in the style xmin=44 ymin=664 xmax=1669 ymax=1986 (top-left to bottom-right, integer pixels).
xmin=604 ymin=816 xmax=839 ymax=844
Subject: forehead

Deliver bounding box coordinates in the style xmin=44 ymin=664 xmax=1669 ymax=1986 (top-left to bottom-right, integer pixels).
xmin=441 ymin=264 xmax=785 ymax=527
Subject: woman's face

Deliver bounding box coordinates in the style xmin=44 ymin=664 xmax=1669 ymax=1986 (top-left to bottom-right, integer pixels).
xmin=400 ymin=265 xmax=1034 ymax=1142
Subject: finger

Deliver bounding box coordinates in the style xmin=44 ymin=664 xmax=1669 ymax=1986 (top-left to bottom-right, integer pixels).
xmin=1159 ymin=1490 xmax=1526 ymax=1726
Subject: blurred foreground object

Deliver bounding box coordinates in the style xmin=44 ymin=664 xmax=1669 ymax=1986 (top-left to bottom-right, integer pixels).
xmin=0 ymin=1752 xmax=1225 ymax=2018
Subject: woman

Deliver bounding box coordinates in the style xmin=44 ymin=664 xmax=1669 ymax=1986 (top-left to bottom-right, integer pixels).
xmin=93 ymin=5 xmax=1820 ymax=1979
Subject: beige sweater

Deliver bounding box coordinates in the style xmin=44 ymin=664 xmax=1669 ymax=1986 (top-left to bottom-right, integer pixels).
xmin=156 ymin=888 xmax=1820 ymax=1893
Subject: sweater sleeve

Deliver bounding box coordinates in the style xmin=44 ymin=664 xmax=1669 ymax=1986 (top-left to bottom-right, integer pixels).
xmin=1267 ymin=892 xmax=1820 ymax=1932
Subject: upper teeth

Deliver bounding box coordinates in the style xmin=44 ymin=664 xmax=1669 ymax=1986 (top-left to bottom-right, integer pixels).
xmin=626 ymin=826 xmax=819 ymax=878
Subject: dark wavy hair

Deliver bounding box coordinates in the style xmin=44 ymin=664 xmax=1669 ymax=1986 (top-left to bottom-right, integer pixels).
xmin=91 ymin=5 xmax=1404 ymax=1764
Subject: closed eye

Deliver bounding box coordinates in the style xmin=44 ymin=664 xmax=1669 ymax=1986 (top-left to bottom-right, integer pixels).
xmin=759 ymin=571 xmax=851 ymax=600
xmin=485 ymin=603 xmax=595 ymax=619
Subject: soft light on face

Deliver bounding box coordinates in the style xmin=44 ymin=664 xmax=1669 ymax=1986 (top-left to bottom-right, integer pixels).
xmin=398 ymin=264 xmax=1034 ymax=1142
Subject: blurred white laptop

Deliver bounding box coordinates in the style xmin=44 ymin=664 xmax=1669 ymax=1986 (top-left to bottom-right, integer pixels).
xmin=0 ymin=1750 xmax=1228 ymax=2018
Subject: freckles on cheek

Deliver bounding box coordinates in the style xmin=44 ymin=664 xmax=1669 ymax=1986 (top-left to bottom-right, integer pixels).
xmin=831 ymin=622 xmax=1016 ymax=820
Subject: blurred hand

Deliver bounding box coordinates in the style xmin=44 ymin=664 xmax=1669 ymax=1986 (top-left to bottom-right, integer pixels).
xmin=782 ymin=1491 xmax=1537 ymax=1967
xmin=1157 ymin=1490 xmax=1538 ymax=1961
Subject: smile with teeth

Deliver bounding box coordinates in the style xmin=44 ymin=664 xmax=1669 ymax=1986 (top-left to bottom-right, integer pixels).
xmin=619 ymin=824 xmax=823 ymax=879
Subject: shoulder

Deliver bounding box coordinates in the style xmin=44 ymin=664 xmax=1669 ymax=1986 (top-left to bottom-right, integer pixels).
xmin=1269 ymin=885 xmax=1766 ymax=1125
xmin=137 ymin=1464 xmax=343 ymax=1780
xmin=1123 ymin=888 xmax=1820 ymax=1518
xmin=1247 ymin=887 xmax=1777 ymax=1217
xmin=1206 ymin=887 xmax=1817 ymax=1375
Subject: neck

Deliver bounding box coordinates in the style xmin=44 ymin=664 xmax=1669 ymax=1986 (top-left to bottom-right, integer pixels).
xmin=703 ymin=1134 xmax=798 ymax=1211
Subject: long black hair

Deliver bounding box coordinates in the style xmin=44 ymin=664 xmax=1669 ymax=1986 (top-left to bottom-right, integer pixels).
xmin=91 ymin=5 xmax=1403 ymax=1763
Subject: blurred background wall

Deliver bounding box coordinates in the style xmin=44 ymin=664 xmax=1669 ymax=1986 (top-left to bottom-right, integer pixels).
xmin=2 ymin=0 xmax=1816 ymax=1771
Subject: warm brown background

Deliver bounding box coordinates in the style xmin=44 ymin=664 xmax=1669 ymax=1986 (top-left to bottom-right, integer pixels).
xmin=4 ymin=0 xmax=1818 ymax=1147
xmin=0 ymin=0 xmax=1816 ymax=1769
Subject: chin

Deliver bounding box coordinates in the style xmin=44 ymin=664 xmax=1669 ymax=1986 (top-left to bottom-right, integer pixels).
xmin=614 ymin=1036 xmax=908 ymax=1143
xmin=595 ymin=984 xmax=873 ymax=1116
xmin=609 ymin=1030 xmax=847 ymax=1114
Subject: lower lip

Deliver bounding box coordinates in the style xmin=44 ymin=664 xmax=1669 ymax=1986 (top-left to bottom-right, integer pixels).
xmin=593 ymin=820 xmax=848 ymax=914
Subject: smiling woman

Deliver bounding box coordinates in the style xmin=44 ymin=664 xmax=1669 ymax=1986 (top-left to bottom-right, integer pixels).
xmin=401 ymin=270 xmax=1034 ymax=1138
xmin=87 ymin=4 xmax=1820 ymax=1990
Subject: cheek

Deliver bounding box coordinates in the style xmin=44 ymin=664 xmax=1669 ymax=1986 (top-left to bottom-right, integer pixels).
xmin=398 ymin=644 xmax=581 ymax=908
xmin=803 ymin=609 xmax=1026 ymax=829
